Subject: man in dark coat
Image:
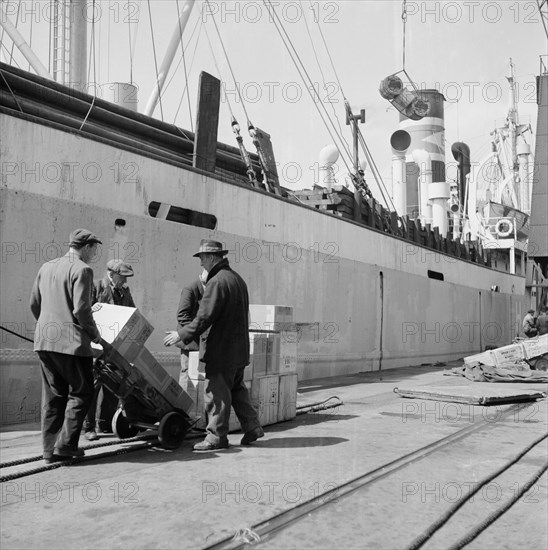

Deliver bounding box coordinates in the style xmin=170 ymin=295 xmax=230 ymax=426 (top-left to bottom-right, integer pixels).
xmin=92 ymin=259 xmax=136 ymax=307
xmin=84 ymin=259 xmax=136 ymax=440
xmin=163 ymin=269 xmax=207 ymax=389
xmin=171 ymin=239 xmax=263 ymax=451
xmin=30 ymin=228 xmax=104 ymax=463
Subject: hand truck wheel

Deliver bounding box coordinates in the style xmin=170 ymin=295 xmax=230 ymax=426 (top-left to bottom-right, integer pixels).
xmin=158 ymin=411 xmax=189 ymax=449
xmin=112 ymin=408 xmax=140 ymax=439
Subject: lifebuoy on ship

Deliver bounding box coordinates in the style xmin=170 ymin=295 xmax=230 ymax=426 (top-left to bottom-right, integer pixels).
xmin=495 ymin=218 xmax=513 ymax=238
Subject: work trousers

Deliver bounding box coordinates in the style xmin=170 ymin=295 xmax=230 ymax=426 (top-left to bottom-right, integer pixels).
xmin=37 ymin=351 xmax=94 ymax=457
xmin=203 ymin=366 xmax=261 ymax=444
xmin=179 ymin=351 xmax=190 ymax=391
xmin=83 ymin=379 xmax=118 ymax=433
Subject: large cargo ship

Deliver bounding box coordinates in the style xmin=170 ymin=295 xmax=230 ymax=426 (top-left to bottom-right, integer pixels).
xmin=1 ymin=1 xmax=545 ymax=425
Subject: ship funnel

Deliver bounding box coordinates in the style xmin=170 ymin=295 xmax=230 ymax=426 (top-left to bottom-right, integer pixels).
xmin=451 ymin=142 xmax=471 ymax=206
xmin=412 ymin=149 xmax=432 ymax=226
xmin=390 ymin=130 xmax=411 ymax=216
xmin=319 ymin=144 xmax=340 ymax=191
xmin=399 ymin=89 xmax=445 ymax=220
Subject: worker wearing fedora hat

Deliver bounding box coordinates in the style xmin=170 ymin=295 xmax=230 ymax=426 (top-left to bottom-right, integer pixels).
xmin=173 ymin=239 xmax=263 ymax=451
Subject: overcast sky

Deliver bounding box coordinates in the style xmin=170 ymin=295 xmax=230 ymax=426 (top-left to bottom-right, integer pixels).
xmin=2 ymin=0 xmax=546 ymax=196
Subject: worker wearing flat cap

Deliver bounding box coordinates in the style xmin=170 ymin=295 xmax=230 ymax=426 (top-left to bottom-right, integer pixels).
xmin=92 ymin=259 xmax=136 ymax=308
xmin=30 ymin=228 xmax=104 ymax=463
xmin=173 ymin=239 xmax=264 ymax=451
xmin=83 ymin=259 xmax=137 ymax=440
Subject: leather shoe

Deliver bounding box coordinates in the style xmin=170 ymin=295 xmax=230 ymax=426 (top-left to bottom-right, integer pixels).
xmin=44 ymin=454 xmax=65 ymax=465
xmin=241 ymin=427 xmax=264 ymax=445
xmin=53 ymin=446 xmax=85 ymax=458
xmin=84 ymin=431 xmax=99 ymax=441
xmin=193 ymin=439 xmax=229 ymax=452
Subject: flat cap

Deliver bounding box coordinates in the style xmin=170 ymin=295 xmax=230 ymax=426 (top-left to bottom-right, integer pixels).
xmin=107 ymin=259 xmax=134 ymax=277
xmin=193 ymin=239 xmax=228 ymax=257
xmin=69 ymin=228 xmax=102 ymax=247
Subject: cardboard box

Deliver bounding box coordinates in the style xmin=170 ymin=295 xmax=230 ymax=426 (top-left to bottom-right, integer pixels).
xmin=92 ymin=303 xmax=154 ymax=362
xmin=267 ymin=332 xmax=298 ymax=374
xmin=278 ymin=373 xmax=298 ymax=422
xmin=249 ymin=333 xmax=268 ymax=376
xmin=491 ymin=343 xmax=525 ymax=366
xmin=251 ymin=375 xmax=279 ymax=426
xmin=265 ymin=333 xmax=280 ymax=375
xmin=278 ymin=334 xmax=298 ymax=374
xmin=243 ymin=364 xmax=253 ymax=382
xmin=249 ymin=304 xmax=294 ymax=332
xmin=188 ymin=351 xmax=206 ymax=380
xmin=186 ymin=378 xmax=207 ymax=429
xmin=521 ymin=334 xmax=548 ymax=359
xmin=463 ymin=350 xmax=496 ymax=366
xmin=132 ymin=346 xmax=170 ymax=390
xmin=163 ymin=376 xmax=194 ymax=414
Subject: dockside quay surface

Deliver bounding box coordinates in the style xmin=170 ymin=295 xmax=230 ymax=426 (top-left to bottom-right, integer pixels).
xmin=1 ymin=360 xmax=547 ymax=550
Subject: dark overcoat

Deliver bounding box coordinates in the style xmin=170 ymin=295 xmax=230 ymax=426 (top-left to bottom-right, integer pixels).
xmin=92 ymin=277 xmax=135 ymax=307
xmin=178 ymin=259 xmax=249 ymax=373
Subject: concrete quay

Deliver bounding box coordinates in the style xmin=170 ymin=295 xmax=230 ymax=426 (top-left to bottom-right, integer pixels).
xmin=1 ymin=361 xmax=547 ymax=550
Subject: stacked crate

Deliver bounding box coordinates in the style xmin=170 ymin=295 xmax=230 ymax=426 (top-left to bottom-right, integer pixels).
xmin=92 ymin=304 xmax=193 ymax=414
xmin=249 ymin=305 xmax=298 ymax=427
xmin=187 ymin=304 xmax=300 ymax=433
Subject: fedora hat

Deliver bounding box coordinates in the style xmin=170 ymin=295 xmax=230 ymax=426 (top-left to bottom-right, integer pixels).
xmin=193 ymin=239 xmax=228 ymax=257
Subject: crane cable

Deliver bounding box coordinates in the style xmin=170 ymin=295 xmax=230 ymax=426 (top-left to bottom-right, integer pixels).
xmin=303 ymin=0 xmax=350 ymax=156
xmin=171 ymin=12 xmax=203 ymax=128
xmin=146 ymin=0 xmax=163 ymax=120
xmin=203 ymin=0 xmax=252 ymax=125
xmin=402 ymin=0 xmax=407 ymax=72
xmin=262 ymin=0 xmax=353 ymax=174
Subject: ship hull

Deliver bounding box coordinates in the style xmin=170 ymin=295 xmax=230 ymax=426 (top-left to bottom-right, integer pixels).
xmin=0 ymin=95 xmax=527 ymax=426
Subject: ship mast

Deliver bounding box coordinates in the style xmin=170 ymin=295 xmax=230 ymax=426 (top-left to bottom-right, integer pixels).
xmin=50 ymin=0 xmax=87 ymax=89
xmin=489 ymin=59 xmax=534 ymax=214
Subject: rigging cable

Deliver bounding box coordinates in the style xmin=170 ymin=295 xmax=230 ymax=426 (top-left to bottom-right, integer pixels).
xmin=304 ymin=0 xmax=350 ymax=155
xmin=203 ymin=0 xmax=251 ymax=124
xmin=263 ymin=0 xmax=353 ymax=174
xmin=202 ymin=2 xmax=259 ymax=186
xmin=128 ymin=0 xmax=142 ymax=84
xmin=7 ymin=0 xmax=22 ymax=65
xmin=146 ymin=0 xmax=164 ymax=120
xmin=402 ymin=0 xmax=407 ymax=72
xmin=171 ymin=17 xmax=202 ymax=128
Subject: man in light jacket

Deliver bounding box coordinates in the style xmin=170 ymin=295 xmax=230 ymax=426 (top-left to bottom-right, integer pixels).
xmin=30 ymin=228 xmax=104 ymax=463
